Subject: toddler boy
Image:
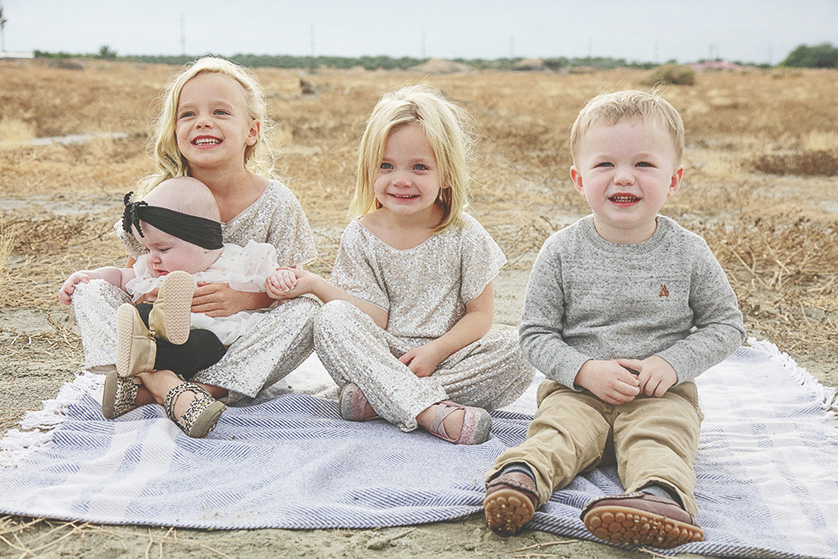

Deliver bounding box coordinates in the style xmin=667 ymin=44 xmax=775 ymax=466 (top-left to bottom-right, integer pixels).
xmin=482 ymin=90 xmax=745 ymax=548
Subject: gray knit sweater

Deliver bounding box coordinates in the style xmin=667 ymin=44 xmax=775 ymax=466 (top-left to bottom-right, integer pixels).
xmin=519 ymin=215 xmax=745 ymax=390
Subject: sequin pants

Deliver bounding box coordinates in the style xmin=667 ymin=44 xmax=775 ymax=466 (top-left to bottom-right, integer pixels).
xmin=314 ymin=300 xmax=535 ymax=432
xmin=71 ymin=280 xmax=318 ymax=399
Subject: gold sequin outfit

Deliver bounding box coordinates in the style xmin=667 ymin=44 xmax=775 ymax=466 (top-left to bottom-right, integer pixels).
xmin=314 ymin=215 xmax=535 ymax=431
xmin=72 ymin=180 xmax=319 ymax=399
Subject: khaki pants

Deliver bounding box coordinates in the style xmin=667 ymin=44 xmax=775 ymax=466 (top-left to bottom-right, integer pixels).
xmin=486 ymin=379 xmax=703 ymax=516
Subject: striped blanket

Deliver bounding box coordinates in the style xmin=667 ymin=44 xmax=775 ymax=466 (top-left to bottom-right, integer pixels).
xmin=1 ymin=340 xmax=836 ymax=558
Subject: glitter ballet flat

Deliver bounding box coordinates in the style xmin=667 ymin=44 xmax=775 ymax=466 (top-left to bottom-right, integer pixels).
xmin=422 ymin=400 xmax=492 ymax=445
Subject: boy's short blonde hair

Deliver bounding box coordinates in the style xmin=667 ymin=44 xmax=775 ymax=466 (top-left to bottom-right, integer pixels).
xmin=351 ymin=84 xmax=472 ymax=233
xmin=138 ymin=56 xmax=275 ymax=198
xmin=570 ymin=89 xmax=685 ymax=164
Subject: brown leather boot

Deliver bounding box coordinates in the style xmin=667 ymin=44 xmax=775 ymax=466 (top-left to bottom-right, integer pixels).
xmin=581 ymin=492 xmax=704 ymax=548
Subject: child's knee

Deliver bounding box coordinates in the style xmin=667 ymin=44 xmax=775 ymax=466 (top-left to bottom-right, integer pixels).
xmin=74 ymin=278 xmax=112 ymax=298
xmin=283 ymin=292 xmax=321 ymax=317
xmin=535 ymin=379 xmax=564 ymax=406
xmin=71 ymin=278 xmax=129 ymax=310
xmin=316 ymin=299 xmax=356 ymax=325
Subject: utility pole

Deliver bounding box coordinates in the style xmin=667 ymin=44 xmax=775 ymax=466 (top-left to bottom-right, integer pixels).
xmin=310 ymin=22 xmax=315 ymax=74
xmin=0 ymin=2 xmax=7 ymax=54
xmin=180 ymin=12 xmax=186 ymax=59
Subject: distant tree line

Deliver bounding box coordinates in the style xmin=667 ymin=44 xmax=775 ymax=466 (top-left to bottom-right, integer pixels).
xmin=780 ymin=43 xmax=838 ymax=69
xmin=32 ymin=50 xmax=660 ymax=71
xmin=32 ymin=43 xmax=837 ymax=71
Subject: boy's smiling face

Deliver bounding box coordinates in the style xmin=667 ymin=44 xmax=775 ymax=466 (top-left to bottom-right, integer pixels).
xmin=570 ymin=118 xmax=683 ymax=244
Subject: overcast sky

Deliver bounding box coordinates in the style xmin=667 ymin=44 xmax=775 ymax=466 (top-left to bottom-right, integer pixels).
xmin=2 ymin=0 xmax=836 ymax=64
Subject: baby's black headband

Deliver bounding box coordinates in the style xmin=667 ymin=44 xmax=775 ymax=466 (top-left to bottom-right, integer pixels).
xmin=122 ymin=192 xmax=223 ymax=250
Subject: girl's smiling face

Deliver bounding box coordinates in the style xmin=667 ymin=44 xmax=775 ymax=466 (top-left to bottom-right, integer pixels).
xmin=570 ymin=118 xmax=683 ymax=244
xmin=373 ymin=123 xmax=446 ymax=224
xmin=175 ymin=73 xmax=260 ymax=172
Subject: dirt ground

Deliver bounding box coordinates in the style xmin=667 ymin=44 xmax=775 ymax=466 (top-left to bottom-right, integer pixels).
xmin=1 ymin=60 xmax=836 ymax=558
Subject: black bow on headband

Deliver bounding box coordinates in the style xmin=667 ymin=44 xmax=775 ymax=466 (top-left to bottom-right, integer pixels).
xmin=122 ymin=191 xmax=224 ymax=250
xmin=123 ymin=192 xmax=149 ymax=237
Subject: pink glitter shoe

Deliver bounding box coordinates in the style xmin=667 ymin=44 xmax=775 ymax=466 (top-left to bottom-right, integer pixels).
xmin=338 ymin=383 xmax=379 ymax=421
xmin=423 ymin=400 xmax=492 ymax=445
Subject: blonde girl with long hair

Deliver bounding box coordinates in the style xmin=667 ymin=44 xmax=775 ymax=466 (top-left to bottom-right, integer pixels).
xmin=67 ymin=57 xmax=318 ymax=436
xmin=267 ymin=85 xmax=534 ymax=444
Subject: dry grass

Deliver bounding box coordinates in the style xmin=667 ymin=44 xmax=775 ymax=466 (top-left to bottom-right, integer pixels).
xmin=750 ymin=150 xmax=838 ymax=176
xmin=0 ymin=232 xmax=13 ymax=274
xmin=0 ymin=516 xmax=242 ymax=558
xmin=696 ymin=214 xmax=837 ymax=352
xmin=0 ymin=117 xmax=35 ymax=144
xmin=0 ymin=60 xmax=836 ymax=358
xmin=0 ymin=61 xmax=837 ymax=551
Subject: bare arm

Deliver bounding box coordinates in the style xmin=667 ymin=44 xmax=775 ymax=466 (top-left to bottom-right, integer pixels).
xmin=58 ymin=266 xmax=134 ymax=305
xmin=266 ymin=268 xmax=388 ymax=328
xmin=191 ymin=283 xmax=275 ymax=317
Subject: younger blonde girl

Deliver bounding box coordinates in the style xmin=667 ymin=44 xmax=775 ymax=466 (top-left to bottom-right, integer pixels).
xmin=268 ymin=85 xmax=534 ymax=444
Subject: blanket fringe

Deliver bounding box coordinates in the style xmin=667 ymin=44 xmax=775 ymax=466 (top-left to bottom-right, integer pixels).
xmin=748 ymin=337 xmax=838 ymax=412
xmin=0 ymin=371 xmax=102 ymax=468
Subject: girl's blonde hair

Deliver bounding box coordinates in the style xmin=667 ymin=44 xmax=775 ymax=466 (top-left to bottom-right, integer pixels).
xmin=137 ymin=56 xmax=275 ymax=198
xmin=351 ymin=84 xmax=473 ymax=233
xmin=570 ymin=89 xmax=685 ymax=165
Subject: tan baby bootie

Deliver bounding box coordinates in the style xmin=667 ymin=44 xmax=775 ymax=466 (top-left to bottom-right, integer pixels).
xmin=148 ymin=270 xmax=194 ymax=345
xmin=115 ymin=303 xmax=157 ymax=377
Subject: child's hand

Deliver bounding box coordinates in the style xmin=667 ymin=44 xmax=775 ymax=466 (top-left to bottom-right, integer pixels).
xmin=265 ymin=267 xmax=298 ymax=298
xmin=616 ymin=356 xmax=677 ymax=397
xmin=574 ymin=360 xmax=641 ymax=405
xmin=265 ymin=268 xmax=317 ymax=301
xmin=58 ymin=272 xmax=90 ymax=305
xmin=399 ymin=343 xmax=445 ymax=378
xmin=192 ymin=282 xmax=254 ymax=317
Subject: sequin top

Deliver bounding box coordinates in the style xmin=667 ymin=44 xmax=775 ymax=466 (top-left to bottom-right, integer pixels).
xmin=115 ymin=180 xmax=317 ymax=267
xmin=331 ymin=214 xmax=506 ymax=343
